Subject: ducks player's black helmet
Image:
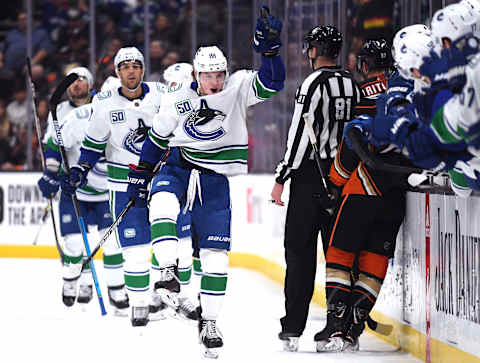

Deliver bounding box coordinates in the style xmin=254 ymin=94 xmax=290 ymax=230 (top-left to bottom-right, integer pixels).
xmin=356 ymin=38 xmax=392 ymax=74
xmin=303 ymin=25 xmax=343 ymax=59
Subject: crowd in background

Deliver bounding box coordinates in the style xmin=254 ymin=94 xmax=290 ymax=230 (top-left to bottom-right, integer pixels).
xmin=0 ymin=0 xmax=188 ymax=171
xmin=0 ymin=0 xmax=408 ymax=172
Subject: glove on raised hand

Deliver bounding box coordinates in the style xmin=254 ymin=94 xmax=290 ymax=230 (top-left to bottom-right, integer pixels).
xmin=127 ymin=163 xmax=154 ymax=208
xmin=38 ymin=170 xmax=60 ymax=199
xmin=253 ymin=6 xmax=283 ymax=56
xmin=61 ymin=164 xmax=90 ymax=195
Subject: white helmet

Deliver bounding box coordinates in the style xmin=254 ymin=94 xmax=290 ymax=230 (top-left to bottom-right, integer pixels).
xmin=193 ymin=46 xmax=228 ymax=74
xmin=393 ymin=33 xmax=435 ymax=80
xmin=431 ymin=3 xmax=478 ymax=46
xmin=461 ymin=0 xmax=480 ymax=14
xmin=460 ymin=0 xmax=480 ymax=38
xmin=100 ymin=76 xmax=121 ymax=92
xmin=114 ymin=47 xmax=145 ymax=70
xmin=163 ymin=63 xmax=194 ymax=85
xmin=392 ymin=24 xmax=431 ymax=56
xmin=67 ymin=66 xmax=93 ymax=88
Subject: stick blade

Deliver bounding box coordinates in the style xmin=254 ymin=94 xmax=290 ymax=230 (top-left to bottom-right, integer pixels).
xmin=49 ymin=73 xmax=79 ymax=109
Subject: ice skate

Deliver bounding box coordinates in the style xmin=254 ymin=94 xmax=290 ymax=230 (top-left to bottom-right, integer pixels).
xmin=131 ymin=306 xmax=149 ymax=327
xmin=108 ymin=285 xmax=130 ymax=316
xmin=149 ymin=290 xmax=168 ymax=321
xmin=278 ymin=332 xmax=300 ymax=352
xmin=314 ymin=301 xmax=349 ymax=352
xmin=176 ymin=296 xmax=199 ymax=321
xmin=199 ymin=319 xmax=223 ymax=359
xmin=154 ymin=265 xmax=180 ymax=310
xmin=342 ymin=305 xmax=368 ymax=352
xmin=77 ymin=284 xmax=93 ymax=304
xmin=62 ymin=279 xmax=77 ymax=307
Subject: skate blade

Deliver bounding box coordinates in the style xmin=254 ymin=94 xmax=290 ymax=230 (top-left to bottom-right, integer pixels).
xmin=316 ymin=337 xmax=345 ymax=352
xmin=156 ymin=289 xmax=179 ymax=310
xmin=282 ymin=337 xmax=299 ymax=352
xmin=172 ymin=310 xmax=199 ymax=324
xmin=149 ymin=310 xmax=168 ymax=321
xmin=343 ymin=342 xmax=359 ymax=352
xmin=113 ymin=308 xmax=129 ymax=317
xmin=202 ymin=347 xmax=220 ymax=359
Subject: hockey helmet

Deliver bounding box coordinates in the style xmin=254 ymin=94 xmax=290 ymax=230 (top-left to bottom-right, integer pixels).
xmin=356 ymin=39 xmax=392 ymax=74
xmin=393 ymin=33 xmax=435 ymax=80
xmin=114 ymin=47 xmax=145 ymax=70
xmin=67 ymin=66 xmax=93 ymax=88
xmin=193 ymin=46 xmax=228 ymax=92
xmin=163 ymin=62 xmax=194 ymax=85
xmin=431 ymin=3 xmax=478 ymax=47
xmin=193 ymin=46 xmax=228 ymax=74
xmin=393 ymin=24 xmax=431 ymax=55
xmin=100 ymin=76 xmax=121 ymax=92
xmin=303 ymin=25 xmax=343 ymax=59
xmin=461 ymin=0 xmax=480 ymax=15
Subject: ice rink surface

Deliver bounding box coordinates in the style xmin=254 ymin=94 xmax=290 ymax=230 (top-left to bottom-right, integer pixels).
xmin=1 ymin=258 xmax=421 ymax=363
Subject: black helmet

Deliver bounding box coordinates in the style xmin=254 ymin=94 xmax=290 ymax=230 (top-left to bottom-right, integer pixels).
xmin=303 ymin=25 xmax=343 ymax=59
xmin=356 ymin=38 xmax=392 ymax=74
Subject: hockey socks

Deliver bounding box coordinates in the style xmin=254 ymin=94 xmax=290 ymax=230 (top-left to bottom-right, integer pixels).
xmin=123 ymin=245 xmax=151 ymax=308
xmin=103 ymin=252 xmax=124 ymax=286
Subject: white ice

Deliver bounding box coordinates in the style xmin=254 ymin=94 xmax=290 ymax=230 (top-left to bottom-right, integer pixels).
xmin=0 ymin=258 xmax=421 ymax=363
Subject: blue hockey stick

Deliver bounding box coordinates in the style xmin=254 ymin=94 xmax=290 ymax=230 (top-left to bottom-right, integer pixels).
xmin=50 ymin=73 xmax=107 ymax=316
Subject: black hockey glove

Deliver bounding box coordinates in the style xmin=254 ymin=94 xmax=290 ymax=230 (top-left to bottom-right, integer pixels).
xmin=127 ymin=163 xmax=154 ymax=208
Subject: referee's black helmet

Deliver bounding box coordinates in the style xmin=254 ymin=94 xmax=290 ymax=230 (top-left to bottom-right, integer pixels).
xmin=303 ymin=25 xmax=343 ymax=59
xmin=356 ymin=38 xmax=392 ymax=74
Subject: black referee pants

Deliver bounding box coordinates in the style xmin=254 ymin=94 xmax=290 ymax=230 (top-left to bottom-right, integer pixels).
xmin=280 ymin=165 xmax=332 ymax=335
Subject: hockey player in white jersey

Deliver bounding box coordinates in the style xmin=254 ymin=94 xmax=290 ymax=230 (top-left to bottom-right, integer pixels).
xmin=163 ymin=62 xmax=194 ymax=85
xmin=47 ymin=102 xmax=129 ymax=314
xmin=127 ymin=6 xmax=285 ymax=358
xmin=38 ymin=67 xmax=128 ymax=311
xmin=149 ymin=62 xmax=201 ymax=321
xmin=61 ymin=47 xmax=166 ymax=327
xmin=42 ymin=67 xmax=95 ymax=145
xmin=359 ymin=3 xmax=480 ymax=176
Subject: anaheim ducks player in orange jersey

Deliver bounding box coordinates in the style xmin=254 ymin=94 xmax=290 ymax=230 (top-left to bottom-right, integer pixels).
xmin=315 ymin=39 xmax=413 ymax=352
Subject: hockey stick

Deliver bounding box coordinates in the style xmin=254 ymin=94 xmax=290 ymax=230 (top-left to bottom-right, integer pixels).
xmin=82 ymin=199 xmax=134 ymax=270
xmin=366 ymin=315 xmax=393 ymax=336
xmin=82 ymin=147 xmax=172 ymax=268
xmin=26 ymin=57 xmax=64 ymax=261
xmin=50 ymin=73 xmax=107 ymax=316
xmin=302 ymin=113 xmax=335 ymax=200
xmin=32 ymin=203 xmax=51 ymax=246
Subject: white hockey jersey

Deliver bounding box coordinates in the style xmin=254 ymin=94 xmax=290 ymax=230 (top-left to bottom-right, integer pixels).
xmin=81 ymin=82 xmax=165 ymax=191
xmin=54 ymin=104 xmax=109 ymax=202
xmin=431 ymin=54 xmax=480 ymax=197
xmin=43 ymin=100 xmax=77 ymax=144
xmin=150 ymin=70 xmax=278 ymax=175
xmin=435 ymin=53 xmax=480 ymax=144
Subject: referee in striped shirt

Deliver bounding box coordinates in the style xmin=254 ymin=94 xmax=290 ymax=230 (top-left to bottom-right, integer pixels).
xmin=271 ymin=25 xmax=360 ymax=349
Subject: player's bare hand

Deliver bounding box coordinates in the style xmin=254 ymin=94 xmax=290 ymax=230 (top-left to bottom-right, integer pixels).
xmin=270 ymin=182 xmax=285 ymax=206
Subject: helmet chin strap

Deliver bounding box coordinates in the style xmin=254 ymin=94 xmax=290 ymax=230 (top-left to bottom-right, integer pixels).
xmin=308 ymin=54 xmax=316 ymax=71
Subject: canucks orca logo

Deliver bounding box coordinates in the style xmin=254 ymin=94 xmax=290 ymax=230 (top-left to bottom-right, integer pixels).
xmin=183 ymin=99 xmax=226 ymax=141
xmin=123 ymin=118 xmax=150 ymax=155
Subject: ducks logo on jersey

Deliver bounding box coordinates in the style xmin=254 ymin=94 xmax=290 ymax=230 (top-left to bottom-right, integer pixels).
xmin=183 ymin=99 xmax=226 ymax=141
xmin=123 ymin=118 xmax=150 ymax=155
